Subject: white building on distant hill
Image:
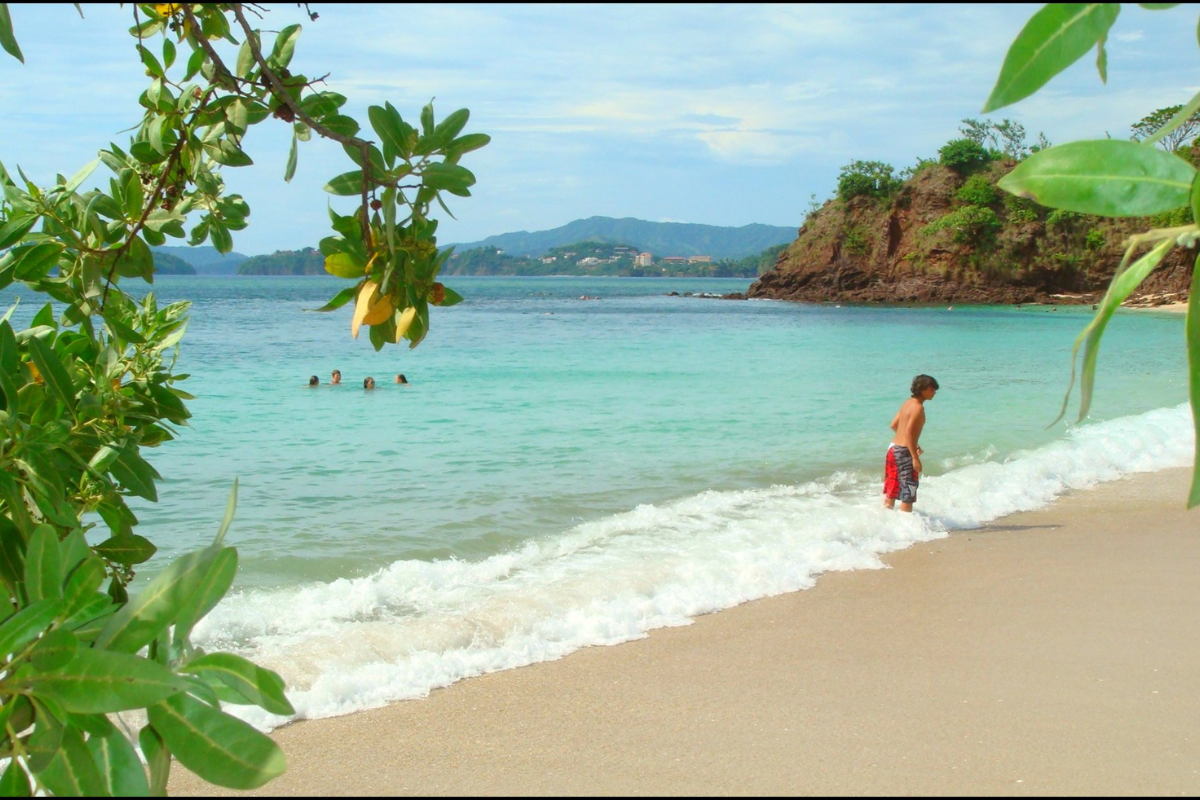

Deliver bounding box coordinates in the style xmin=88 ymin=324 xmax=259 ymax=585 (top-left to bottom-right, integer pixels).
xmin=635 ymin=252 xmax=653 ymax=267
xmin=688 ymin=255 xmax=711 ymax=264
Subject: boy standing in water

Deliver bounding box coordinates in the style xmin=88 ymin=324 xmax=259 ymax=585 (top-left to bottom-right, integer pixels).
xmin=884 ymin=374 xmax=939 ymax=512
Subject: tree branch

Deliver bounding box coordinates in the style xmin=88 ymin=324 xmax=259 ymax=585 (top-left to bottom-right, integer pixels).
xmin=230 ymin=3 xmax=373 ymax=243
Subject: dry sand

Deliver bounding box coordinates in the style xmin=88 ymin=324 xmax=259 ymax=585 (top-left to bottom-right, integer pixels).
xmin=172 ymin=468 xmax=1200 ymax=796
xmin=1128 ymin=301 xmax=1188 ymax=313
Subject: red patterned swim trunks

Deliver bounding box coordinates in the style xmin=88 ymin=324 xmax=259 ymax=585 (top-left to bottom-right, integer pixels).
xmin=883 ymin=444 xmax=918 ymax=504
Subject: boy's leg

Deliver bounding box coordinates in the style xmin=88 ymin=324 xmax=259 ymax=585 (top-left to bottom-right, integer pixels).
xmin=884 ymin=496 xmax=895 ymax=509
xmin=899 ymin=501 xmax=912 ymax=512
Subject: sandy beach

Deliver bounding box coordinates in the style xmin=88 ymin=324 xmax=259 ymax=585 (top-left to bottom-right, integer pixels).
xmin=172 ymin=467 xmax=1200 ymax=796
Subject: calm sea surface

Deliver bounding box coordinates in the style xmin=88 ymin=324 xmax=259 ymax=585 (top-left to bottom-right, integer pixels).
xmin=5 ymin=275 xmax=1192 ymax=726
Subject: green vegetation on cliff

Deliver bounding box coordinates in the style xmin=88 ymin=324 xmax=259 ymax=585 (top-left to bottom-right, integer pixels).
xmin=237 ymin=248 xmax=324 ymax=275
xmin=750 ymin=114 xmax=1197 ymax=306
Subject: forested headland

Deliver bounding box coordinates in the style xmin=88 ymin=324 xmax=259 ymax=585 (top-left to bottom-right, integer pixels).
xmin=751 ymin=113 xmax=1198 ymax=307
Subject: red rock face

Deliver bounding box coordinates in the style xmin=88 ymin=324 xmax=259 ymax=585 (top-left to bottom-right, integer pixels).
xmin=750 ymin=163 xmax=1194 ymax=306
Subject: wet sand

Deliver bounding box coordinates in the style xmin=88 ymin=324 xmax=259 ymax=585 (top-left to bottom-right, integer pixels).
xmin=172 ymin=467 xmax=1200 ymax=796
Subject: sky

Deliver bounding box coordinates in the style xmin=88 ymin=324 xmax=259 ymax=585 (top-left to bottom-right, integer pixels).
xmin=1 ymin=3 xmax=1199 ymax=256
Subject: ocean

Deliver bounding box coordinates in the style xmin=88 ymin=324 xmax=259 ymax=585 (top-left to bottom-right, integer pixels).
xmin=6 ymin=275 xmax=1193 ymax=728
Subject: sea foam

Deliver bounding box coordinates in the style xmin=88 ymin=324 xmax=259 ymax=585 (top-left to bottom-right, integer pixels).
xmin=193 ymin=403 xmax=1193 ymax=730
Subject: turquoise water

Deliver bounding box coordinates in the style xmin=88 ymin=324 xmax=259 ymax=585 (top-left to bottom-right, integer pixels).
xmin=3 ymin=275 xmax=1192 ymax=726
xmin=119 ymin=276 xmax=1187 ymax=583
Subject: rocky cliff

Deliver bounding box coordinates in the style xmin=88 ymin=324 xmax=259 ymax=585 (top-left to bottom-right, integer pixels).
xmin=749 ymin=161 xmax=1193 ymax=307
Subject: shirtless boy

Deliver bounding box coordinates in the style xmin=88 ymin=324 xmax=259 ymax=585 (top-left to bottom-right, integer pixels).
xmin=884 ymin=374 xmax=939 ymax=512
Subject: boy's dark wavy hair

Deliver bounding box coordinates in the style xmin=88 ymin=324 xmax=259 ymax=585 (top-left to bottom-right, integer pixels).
xmin=911 ymin=374 xmax=939 ymax=398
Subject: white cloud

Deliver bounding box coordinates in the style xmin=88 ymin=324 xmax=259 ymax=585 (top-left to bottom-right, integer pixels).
xmin=3 ymin=3 xmax=1198 ymax=253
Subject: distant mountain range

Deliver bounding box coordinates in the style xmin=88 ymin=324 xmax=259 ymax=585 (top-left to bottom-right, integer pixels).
xmin=151 ymin=245 xmax=248 ymax=275
xmin=448 ymin=216 xmax=797 ymax=259
xmin=152 ymin=251 xmax=196 ymax=275
xmin=156 ymin=217 xmax=799 ymax=275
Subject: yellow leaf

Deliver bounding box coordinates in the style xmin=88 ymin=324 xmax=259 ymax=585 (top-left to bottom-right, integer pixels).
xmin=26 ymin=362 xmax=42 ymax=383
xmin=362 ymin=292 xmax=394 ymax=326
xmin=392 ymin=306 xmax=417 ymax=343
xmin=351 ymin=280 xmax=377 ymax=339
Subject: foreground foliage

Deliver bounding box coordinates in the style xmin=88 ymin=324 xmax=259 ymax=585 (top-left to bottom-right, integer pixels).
xmin=985 ymin=2 xmax=1200 ymax=506
xmin=0 ymin=2 xmax=486 ymax=794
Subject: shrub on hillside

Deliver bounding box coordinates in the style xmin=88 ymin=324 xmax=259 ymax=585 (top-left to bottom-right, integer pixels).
xmin=1004 ymin=194 xmax=1041 ymax=223
xmin=956 ymin=174 xmax=999 ymax=206
xmin=836 ymin=160 xmax=901 ymax=201
xmin=1149 ymin=206 xmax=1192 ymax=227
xmin=938 ymin=138 xmax=990 ymax=173
xmin=922 ymin=205 xmax=1001 ymax=246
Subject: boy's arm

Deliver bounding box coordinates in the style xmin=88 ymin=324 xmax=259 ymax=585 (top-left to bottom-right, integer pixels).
xmin=890 ymin=411 xmax=900 ymax=432
xmin=910 ymin=410 xmax=926 ymax=472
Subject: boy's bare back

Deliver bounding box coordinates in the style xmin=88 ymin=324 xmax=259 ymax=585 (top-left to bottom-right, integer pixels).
xmin=890 ymin=398 xmax=926 ymax=451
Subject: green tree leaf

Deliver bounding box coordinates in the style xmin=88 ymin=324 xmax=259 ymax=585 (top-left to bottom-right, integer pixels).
xmin=209 ymin=222 xmax=233 ymax=255
xmin=307 ymin=284 xmax=358 ymax=312
xmin=1053 ymin=237 xmax=1176 ymax=428
xmin=0 ymin=3 xmax=24 ymax=63
xmin=93 ymin=534 xmax=157 ymax=567
xmin=324 ymin=170 xmax=364 ymax=196
xmin=111 ymin=235 xmax=155 ymax=281
xmin=138 ymin=725 xmax=170 ymax=797
xmin=0 ymin=213 xmax=36 ymax=250
xmin=26 ymin=698 xmax=65 ymax=771
xmin=1188 ymin=251 xmax=1200 ymax=508
xmin=368 ymin=104 xmax=412 ymax=159
xmin=148 ymin=693 xmax=286 ymax=790
xmin=324 ymin=253 xmax=365 ymax=279
xmin=213 ymin=478 xmax=237 ymax=547
xmin=998 ymin=139 xmax=1195 ymax=217
xmin=434 ymin=285 xmax=464 ymax=307
xmin=0 ymin=758 xmax=31 ymax=797
xmin=171 ymin=546 xmax=237 ymax=646
xmin=12 ymin=242 xmax=65 ymax=281
xmin=62 ymin=557 xmax=106 ymax=617
xmin=28 ymin=335 xmax=76 ymax=414
xmin=183 ymin=653 xmax=294 ymax=715
xmin=87 ymin=726 xmax=151 ymax=797
xmin=0 ymin=514 xmax=26 ymax=596
xmin=23 ymin=523 xmax=63 ymax=602
xmin=109 ymin=443 xmax=161 ymax=502
xmin=421 ymin=162 xmax=476 ymax=196
xmin=284 ymin=133 xmax=298 ymax=183
xmin=268 ymin=24 xmax=301 ymax=70
xmin=29 ymin=628 xmax=79 ymax=672
xmin=432 ymin=108 xmax=470 ymax=143
xmin=36 ymin=727 xmax=108 ymax=798
xmin=93 ymin=544 xmax=220 ymax=653
xmin=447 ymin=132 xmax=491 ymax=156
xmin=18 ymin=646 xmax=190 ymax=713
xmin=59 ymin=529 xmax=89 ymax=575
xmin=983 ymin=3 xmax=1120 ymax=113
xmin=0 ymin=599 xmax=62 ymax=660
